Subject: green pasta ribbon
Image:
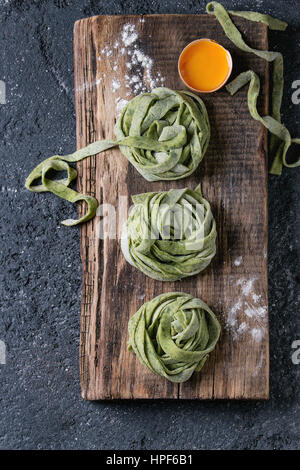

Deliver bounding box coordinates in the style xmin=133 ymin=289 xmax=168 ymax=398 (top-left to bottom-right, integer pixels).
xmin=121 ymin=185 xmax=216 ymax=281
xmin=25 ymin=87 xmax=210 ymax=225
xmin=128 ymin=292 xmax=221 ymax=383
xmin=206 ymin=1 xmax=300 ymax=175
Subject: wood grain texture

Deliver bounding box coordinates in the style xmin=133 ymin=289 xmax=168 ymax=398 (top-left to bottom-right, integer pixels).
xmin=74 ymin=14 xmax=269 ymax=400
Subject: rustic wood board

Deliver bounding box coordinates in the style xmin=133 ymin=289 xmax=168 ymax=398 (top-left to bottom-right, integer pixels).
xmin=74 ymin=14 xmax=269 ymax=400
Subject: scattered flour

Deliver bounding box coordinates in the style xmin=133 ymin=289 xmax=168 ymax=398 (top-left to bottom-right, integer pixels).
xmin=76 ymin=77 xmax=103 ymax=92
xmin=237 ymin=277 xmax=258 ymax=296
xmin=77 ymin=20 xmax=166 ymax=114
xmin=252 ymin=293 xmax=261 ymax=303
xmin=251 ymin=328 xmax=265 ymax=342
xmin=244 ymin=303 xmax=266 ymax=319
xmin=111 ymin=79 xmax=121 ymax=93
xmin=115 ymin=97 xmax=129 ymax=114
xmin=234 ymin=256 xmax=243 ymax=266
xmin=236 ymin=322 xmax=248 ymax=336
xmin=252 ymin=353 xmax=264 ymax=377
xmin=1 ymin=186 xmax=17 ymax=193
xmin=119 ymin=22 xmax=165 ymax=93
xmin=121 ymin=24 xmax=138 ymax=46
xmin=101 ymin=45 xmax=113 ymax=57
xmin=95 ymin=21 xmax=166 ymax=114
xmin=225 ymin=277 xmax=267 ymax=343
xmin=227 ymin=300 xmax=242 ymax=329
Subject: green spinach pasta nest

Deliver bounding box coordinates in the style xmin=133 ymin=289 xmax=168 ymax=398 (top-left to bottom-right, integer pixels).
xmin=25 ymin=87 xmax=210 ymax=226
xmin=114 ymin=87 xmax=210 ymax=182
xmin=121 ymin=185 xmax=217 ymax=281
xmin=128 ymin=292 xmax=221 ymax=383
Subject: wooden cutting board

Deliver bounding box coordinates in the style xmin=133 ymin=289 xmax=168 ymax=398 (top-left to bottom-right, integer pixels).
xmin=74 ymin=14 xmax=269 ymax=400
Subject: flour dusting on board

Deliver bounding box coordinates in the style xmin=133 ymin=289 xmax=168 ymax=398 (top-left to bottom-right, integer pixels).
xmin=234 ymin=256 xmax=243 ymax=266
xmin=121 ymin=24 xmax=138 ymax=46
xmin=237 ymin=277 xmax=257 ymax=296
xmin=225 ymin=276 xmax=267 ymax=343
xmin=251 ymin=328 xmax=265 ymax=342
xmin=95 ymin=20 xmax=166 ymax=114
xmin=111 ymin=79 xmax=121 ymax=93
xmin=115 ymin=97 xmax=129 ymax=115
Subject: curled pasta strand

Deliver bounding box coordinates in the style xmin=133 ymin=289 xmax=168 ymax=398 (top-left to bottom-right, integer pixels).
xmin=207 ymin=1 xmax=299 ymax=175
xmin=25 ymin=88 xmax=210 ymax=225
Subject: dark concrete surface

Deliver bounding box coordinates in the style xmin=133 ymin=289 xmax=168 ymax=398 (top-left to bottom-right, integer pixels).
xmin=0 ymin=0 xmax=299 ymax=450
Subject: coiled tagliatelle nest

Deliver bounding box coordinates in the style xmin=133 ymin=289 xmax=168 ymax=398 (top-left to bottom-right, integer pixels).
xmin=128 ymin=292 xmax=221 ymax=383
xmin=25 ymin=87 xmax=210 ymax=226
xmin=115 ymin=87 xmax=210 ymax=181
xmin=121 ymin=185 xmax=217 ymax=281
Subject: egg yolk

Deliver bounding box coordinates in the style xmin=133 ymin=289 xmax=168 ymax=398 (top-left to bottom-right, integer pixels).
xmin=179 ymin=39 xmax=231 ymax=92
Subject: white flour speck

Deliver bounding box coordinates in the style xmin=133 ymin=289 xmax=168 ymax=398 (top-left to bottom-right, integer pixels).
xmin=251 ymin=328 xmax=265 ymax=342
xmin=101 ymin=45 xmax=113 ymax=57
xmin=95 ymin=20 xmax=166 ymax=119
xmin=234 ymin=256 xmax=243 ymax=266
xmin=226 ymin=300 xmax=242 ymax=329
xmin=121 ymin=24 xmax=138 ymax=46
xmin=1 ymin=186 xmax=17 ymax=193
xmin=118 ymin=23 xmax=165 ymax=95
xmin=237 ymin=322 xmax=248 ymax=335
xmin=75 ymin=77 xmax=102 ymax=92
xmin=244 ymin=303 xmax=267 ymax=319
xmin=237 ymin=277 xmax=257 ymax=296
xmin=115 ymin=97 xmax=129 ymax=115
xmin=252 ymin=293 xmax=262 ymax=303
xmin=112 ymin=79 xmax=121 ymax=92
xmin=252 ymin=353 xmax=264 ymax=376
xmin=225 ymin=277 xmax=267 ymax=342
